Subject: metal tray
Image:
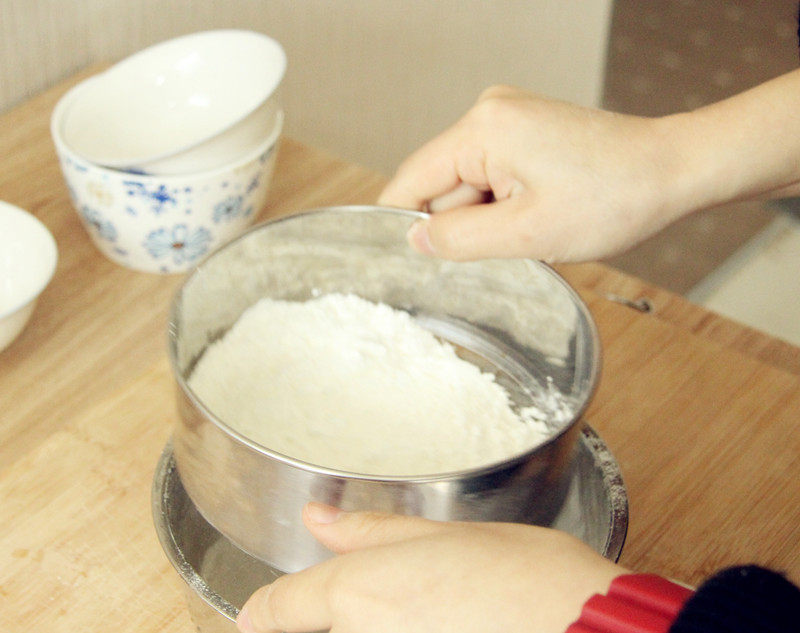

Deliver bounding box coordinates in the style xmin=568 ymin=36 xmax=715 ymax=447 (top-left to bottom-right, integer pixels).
xmin=152 ymin=425 xmax=628 ymax=632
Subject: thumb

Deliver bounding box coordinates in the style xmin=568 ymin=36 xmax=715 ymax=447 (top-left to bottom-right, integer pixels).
xmin=302 ymin=502 xmax=447 ymax=554
xmin=407 ymin=197 xmax=551 ymax=261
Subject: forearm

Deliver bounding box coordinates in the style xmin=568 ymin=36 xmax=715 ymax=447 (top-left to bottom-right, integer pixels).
xmin=661 ymin=68 xmax=800 ymax=216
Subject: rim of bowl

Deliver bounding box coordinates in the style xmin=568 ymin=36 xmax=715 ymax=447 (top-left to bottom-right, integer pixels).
xmin=168 ymin=205 xmax=602 ymax=482
xmin=0 ymin=201 xmax=59 ymax=320
xmin=65 ymin=30 xmax=286 ymax=167
xmin=51 ymin=81 xmax=284 ymax=181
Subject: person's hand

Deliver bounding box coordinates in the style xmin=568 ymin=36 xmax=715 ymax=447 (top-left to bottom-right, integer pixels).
xmin=236 ymin=503 xmax=626 ymax=633
xmin=378 ymin=85 xmax=690 ymax=262
xmin=378 ymin=85 xmax=694 ymax=262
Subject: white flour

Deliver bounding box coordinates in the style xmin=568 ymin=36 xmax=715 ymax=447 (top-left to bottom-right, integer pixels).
xmin=188 ymin=293 xmax=557 ymax=476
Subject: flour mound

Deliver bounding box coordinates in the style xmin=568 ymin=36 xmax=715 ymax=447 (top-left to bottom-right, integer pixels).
xmin=188 ymin=293 xmax=554 ymax=476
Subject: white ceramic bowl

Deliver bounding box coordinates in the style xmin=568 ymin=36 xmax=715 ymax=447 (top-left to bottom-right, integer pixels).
xmin=133 ymin=95 xmax=281 ymax=175
xmin=60 ymin=30 xmax=286 ymax=172
xmin=0 ymin=202 xmax=58 ymax=353
xmin=52 ymin=84 xmax=284 ymax=274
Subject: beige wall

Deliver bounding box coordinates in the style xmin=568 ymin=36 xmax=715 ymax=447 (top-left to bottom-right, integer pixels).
xmin=1 ymin=0 xmax=613 ymax=175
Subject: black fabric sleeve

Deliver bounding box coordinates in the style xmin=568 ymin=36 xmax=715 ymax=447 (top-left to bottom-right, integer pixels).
xmin=669 ymin=565 xmax=800 ymax=633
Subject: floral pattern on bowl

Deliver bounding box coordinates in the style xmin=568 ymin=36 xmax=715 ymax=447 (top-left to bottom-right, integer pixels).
xmin=53 ymin=113 xmax=281 ymax=274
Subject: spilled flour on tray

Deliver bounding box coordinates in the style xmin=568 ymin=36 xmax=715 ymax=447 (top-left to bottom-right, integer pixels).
xmin=188 ymin=293 xmax=566 ymax=476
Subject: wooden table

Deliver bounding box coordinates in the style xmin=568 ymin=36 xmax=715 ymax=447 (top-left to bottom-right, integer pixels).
xmin=1 ymin=72 xmax=799 ymax=633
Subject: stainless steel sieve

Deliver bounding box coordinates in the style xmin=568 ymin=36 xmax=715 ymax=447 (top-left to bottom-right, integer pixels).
xmin=167 ymin=206 xmax=601 ymax=572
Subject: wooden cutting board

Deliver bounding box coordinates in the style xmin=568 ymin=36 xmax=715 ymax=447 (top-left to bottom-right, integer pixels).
xmin=1 ymin=70 xmax=799 ymax=633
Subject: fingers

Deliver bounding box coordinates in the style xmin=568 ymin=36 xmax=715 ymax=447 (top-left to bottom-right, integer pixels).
xmin=377 ymin=114 xmax=495 ymax=211
xmin=407 ymin=196 xmax=551 ymax=262
xmin=379 ymin=85 xmax=532 ymax=213
xmin=237 ymin=506 xmax=452 ymax=633
xmin=237 ymin=560 xmax=337 ymax=633
xmin=377 ymin=139 xmax=464 ymax=211
xmin=303 ymin=502 xmax=447 ymax=554
xmin=427 ymin=181 xmax=489 ymax=213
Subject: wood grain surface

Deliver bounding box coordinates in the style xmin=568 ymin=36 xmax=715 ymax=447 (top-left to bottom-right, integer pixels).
xmin=1 ymin=72 xmax=799 ymax=633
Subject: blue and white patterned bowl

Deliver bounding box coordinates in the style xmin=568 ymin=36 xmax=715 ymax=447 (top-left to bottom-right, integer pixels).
xmin=51 ymin=85 xmax=282 ymax=274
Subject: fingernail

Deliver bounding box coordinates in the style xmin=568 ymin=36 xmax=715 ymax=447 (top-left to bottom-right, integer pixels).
xmin=236 ymin=606 xmax=256 ymax=633
xmin=407 ymin=221 xmax=435 ymax=255
xmin=305 ymin=502 xmax=342 ymax=524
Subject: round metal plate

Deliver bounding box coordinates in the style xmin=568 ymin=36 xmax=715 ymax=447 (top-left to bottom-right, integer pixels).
xmin=152 ymin=425 xmax=628 ymax=630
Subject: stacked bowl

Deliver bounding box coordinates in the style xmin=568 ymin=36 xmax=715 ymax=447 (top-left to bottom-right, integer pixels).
xmin=50 ymin=30 xmax=286 ymax=273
